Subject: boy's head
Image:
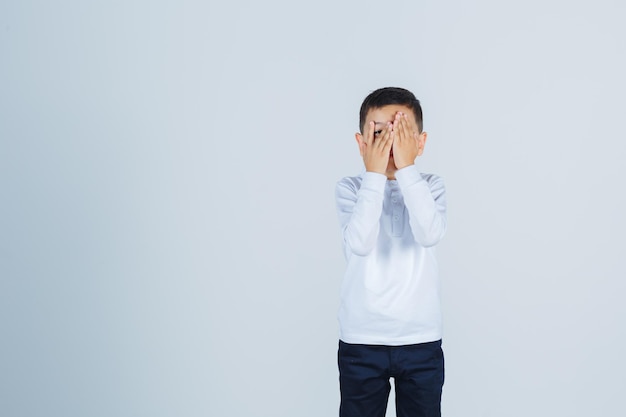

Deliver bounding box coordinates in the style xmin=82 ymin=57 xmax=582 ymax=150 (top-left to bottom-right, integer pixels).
xmin=359 ymin=87 xmax=423 ymax=134
xmin=355 ymin=87 xmax=428 ymax=178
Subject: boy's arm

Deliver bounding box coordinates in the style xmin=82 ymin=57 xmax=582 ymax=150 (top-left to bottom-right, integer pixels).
xmin=395 ymin=165 xmax=447 ymax=248
xmin=335 ymin=173 xmax=387 ymax=256
xmin=392 ymin=112 xmax=447 ymax=247
xmin=336 ymin=120 xmax=393 ymax=256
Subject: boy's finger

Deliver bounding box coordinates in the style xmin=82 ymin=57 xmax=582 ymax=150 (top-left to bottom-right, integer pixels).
xmin=383 ymin=134 xmax=394 ymax=153
xmin=376 ymin=126 xmax=387 ymax=149
xmin=403 ymin=114 xmax=417 ymax=137
xmin=385 ymin=125 xmax=394 ymax=145
xmin=403 ymin=117 xmax=412 ymax=141
xmin=394 ymin=118 xmax=403 ymax=142
xmin=380 ymin=123 xmax=393 ymax=149
xmin=403 ymin=116 xmax=413 ymax=142
xmin=365 ymin=121 xmax=374 ymax=145
xmin=393 ymin=116 xmax=404 ymax=140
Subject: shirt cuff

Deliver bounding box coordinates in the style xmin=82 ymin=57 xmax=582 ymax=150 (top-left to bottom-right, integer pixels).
xmin=395 ymin=164 xmax=424 ymax=187
xmin=360 ymin=171 xmax=387 ymax=194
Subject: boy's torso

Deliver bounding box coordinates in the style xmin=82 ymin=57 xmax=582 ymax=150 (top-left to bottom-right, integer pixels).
xmin=337 ymin=171 xmax=444 ymax=346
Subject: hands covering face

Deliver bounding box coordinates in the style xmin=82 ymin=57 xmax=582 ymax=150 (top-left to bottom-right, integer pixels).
xmin=391 ymin=112 xmax=421 ymax=170
xmin=359 ymin=120 xmax=394 ymax=175
xmin=358 ymin=112 xmax=423 ymax=174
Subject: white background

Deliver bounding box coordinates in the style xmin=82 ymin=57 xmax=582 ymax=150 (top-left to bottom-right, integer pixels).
xmin=1 ymin=1 xmax=625 ymax=416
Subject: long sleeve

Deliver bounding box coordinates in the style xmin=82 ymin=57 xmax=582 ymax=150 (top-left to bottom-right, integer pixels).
xmin=395 ymin=165 xmax=447 ymax=247
xmin=335 ymin=172 xmax=387 ymax=257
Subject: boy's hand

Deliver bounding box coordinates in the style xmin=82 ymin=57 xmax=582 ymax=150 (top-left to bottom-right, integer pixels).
xmin=359 ymin=121 xmax=394 ymax=174
xmin=392 ymin=112 xmax=421 ymax=169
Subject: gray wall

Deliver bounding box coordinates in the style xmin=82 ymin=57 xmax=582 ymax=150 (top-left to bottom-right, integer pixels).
xmin=1 ymin=1 xmax=625 ymax=416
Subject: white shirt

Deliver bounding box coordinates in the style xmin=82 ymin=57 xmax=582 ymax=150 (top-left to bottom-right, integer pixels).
xmin=335 ymin=164 xmax=447 ymax=345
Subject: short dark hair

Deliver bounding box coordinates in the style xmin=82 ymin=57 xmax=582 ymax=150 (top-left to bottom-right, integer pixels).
xmin=359 ymin=87 xmax=423 ymax=133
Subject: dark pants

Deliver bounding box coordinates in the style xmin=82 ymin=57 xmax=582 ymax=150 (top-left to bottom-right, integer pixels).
xmin=338 ymin=339 xmax=444 ymax=417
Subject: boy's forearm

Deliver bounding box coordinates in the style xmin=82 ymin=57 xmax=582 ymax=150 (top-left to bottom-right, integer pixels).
xmin=337 ymin=173 xmax=387 ymax=256
xmin=395 ymin=165 xmax=447 ymax=247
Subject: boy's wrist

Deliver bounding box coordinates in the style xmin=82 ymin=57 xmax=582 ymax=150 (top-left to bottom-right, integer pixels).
xmin=395 ymin=162 xmax=415 ymax=171
xmin=363 ymin=171 xmax=387 ymax=180
xmin=394 ymin=157 xmax=416 ymax=170
xmin=365 ymin=169 xmax=387 ymax=176
xmin=395 ymin=164 xmax=422 ymax=186
xmin=361 ymin=171 xmax=387 ymax=191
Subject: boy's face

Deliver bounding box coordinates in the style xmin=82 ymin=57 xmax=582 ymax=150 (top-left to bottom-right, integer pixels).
xmin=355 ymin=104 xmax=427 ymax=176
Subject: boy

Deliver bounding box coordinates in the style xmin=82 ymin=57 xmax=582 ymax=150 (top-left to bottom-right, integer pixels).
xmin=335 ymin=87 xmax=447 ymax=417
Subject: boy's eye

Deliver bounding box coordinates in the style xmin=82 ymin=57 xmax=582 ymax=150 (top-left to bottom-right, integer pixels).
xmin=374 ymin=130 xmax=382 ymax=136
